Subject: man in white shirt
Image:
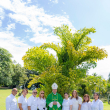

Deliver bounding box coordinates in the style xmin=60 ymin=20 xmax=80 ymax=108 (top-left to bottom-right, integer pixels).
xmin=27 ymin=90 xmax=38 ymax=110
xmin=6 ymin=88 xmax=18 ymax=110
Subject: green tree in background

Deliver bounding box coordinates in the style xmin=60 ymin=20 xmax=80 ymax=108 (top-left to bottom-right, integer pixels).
xmin=22 ymin=25 xmax=108 ymax=97
xmin=0 ymin=48 xmax=14 ymax=86
xmin=12 ymin=63 xmax=28 ymax=88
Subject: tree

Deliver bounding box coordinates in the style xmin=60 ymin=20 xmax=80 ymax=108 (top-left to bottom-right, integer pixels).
xmin=23 ymin=25 xmax=108 ymax=97
xmin=78 ymin=74 xmax=107 ymax=96
xmin=0 ymin=48 xmax=14 ymax=86
xmin=12 ymin=64 xmax=28 ymax=88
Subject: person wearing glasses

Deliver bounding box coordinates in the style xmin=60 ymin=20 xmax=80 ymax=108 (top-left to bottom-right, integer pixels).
xmin=37 ymin=90 xmax=47 ymax=110
xmin=46 ymin=83 xmax=63 ymax=110
xmin=27 ymin=90 xmax=38 ymax=110
xmin=81 ymin=94 xmax=91 ymax=110
xmin=91 ymin=93 xmax=103 ymax=110
xmin=62 ymin=92 xmax=71 ymax=110
xmin=18 ymin=89 xmax=28 ymax=110
xmin=6 ymin=88 xmax=18 ymax=110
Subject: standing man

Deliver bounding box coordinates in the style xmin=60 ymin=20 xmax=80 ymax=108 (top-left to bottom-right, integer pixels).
xmin=27 ymin=90 xmax=38 ymax=110
xmin=46 ymin=83 xmax=63 ymax=110
xmin=6 ymin=88 xmax=18 ymax=110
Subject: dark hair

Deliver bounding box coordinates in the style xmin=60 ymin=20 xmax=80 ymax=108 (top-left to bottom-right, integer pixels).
xmin=83 ymin=94 xmax=90 ymax=103
xmin=64 ymin=92 xmax=68 ymax=95
xmin=94 ymin=92 xmax=99 ymax=99
xmin=71 ymin=90 xmax=78 ymax=100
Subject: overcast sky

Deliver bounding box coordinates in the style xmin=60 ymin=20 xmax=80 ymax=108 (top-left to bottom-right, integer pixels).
xmin=0 ymin=0 xmax=110 ymax=79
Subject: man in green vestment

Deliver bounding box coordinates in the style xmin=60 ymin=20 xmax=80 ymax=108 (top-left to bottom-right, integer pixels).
xmin=46 ymin=83 xmax=63 ymax=110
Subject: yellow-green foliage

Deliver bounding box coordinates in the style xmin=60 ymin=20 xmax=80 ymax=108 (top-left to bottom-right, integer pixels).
xmin=22 ymin=25 xmax=108 ymax=96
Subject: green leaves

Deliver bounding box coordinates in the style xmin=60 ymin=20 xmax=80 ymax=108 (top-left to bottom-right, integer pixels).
xmin=22 ymin=25 xmax=108 ymax=97
xmin=22 ymin=46 xmax=56 ymax=72
xmin=0 ymin=48 xmax=13 ymax=86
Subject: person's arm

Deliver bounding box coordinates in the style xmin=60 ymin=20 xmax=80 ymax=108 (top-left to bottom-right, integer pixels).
xmin=27 ymin=97 xmax=31 ymax=110
xmin=78 ymin=97 xmax=82 ymax=110
xmin=46 ymin=94 xmax=53 ymax=108
xmin=78 ymin=104 xmax=81 ymax=110
xmin=57 ymin=94 xmax=63 ymax=107
xmin=88 ymin=102 xmax=91 ymax=110
xmin=28 ymin=106 xmax=31 ymax=110
xmin=70 ymin=105 xmax=72 ymax=110
xmin=18 ymin=103 xmax=23 ymax=110
xmin=6 ymin=97 xmax=11 ymax=110
xmin=99 ymin=100 xmax=103 ymax=110
xmin=18 ymin=97 xmax=23 ymax=110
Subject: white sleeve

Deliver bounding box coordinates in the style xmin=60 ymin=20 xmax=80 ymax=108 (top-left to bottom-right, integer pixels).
xmin=49 ymin=102 xmax=53 ymax=108
xmin=27 ymin=97 xmax=32 ymax=106
xmin=69 ymin=99 xmax=73 ymax=105
xmin=99 ymin=100 xmax=103 ymax=110
xmin=18 ymin=97 xmax=22 ymax=104
xmin=57 ymin=102 xmax=61 ymax=108
xmin=78 ymin=97 xmax=82 ymax=105
xmin=6 ymin=97 xmax=11 ymax=110
xmin=88 ymin=102 xmax=91 ymax=110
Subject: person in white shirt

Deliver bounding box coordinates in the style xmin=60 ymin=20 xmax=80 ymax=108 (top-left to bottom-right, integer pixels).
xmin=6 ymin=88 xmax=18 ymax=110
xmin=81 ymin=94 xmax=91 ymax=110
xmin=91 ymin=93 xmax=103 ymax=110
xmin=37 ymin=90 xmax=47 ymax=110
xmin=18 ymin=89 xmax=28 ymax=110
xmin=70 ymin=90 xmax=82 ymax=110
xmin=27 ymin=90 xmax=38 ymax=110
xmin=62 ymin=92 xmax=71 ymax=110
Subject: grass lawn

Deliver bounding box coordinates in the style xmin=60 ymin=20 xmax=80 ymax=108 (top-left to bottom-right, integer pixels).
xmin=0 ymin=89 xmax=110 ymax=110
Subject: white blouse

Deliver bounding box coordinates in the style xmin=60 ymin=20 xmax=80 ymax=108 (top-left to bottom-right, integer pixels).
xmin=6 ymin=94 xmax=18 ymax=110
xmin=91 ymin=99 xmax=103 ymax=110
xmin=27 ymin=95 xmax=38 ymax=110
xmin=70 ymin=97 xmax=82 ymax=110
xmin=81 ymin=102 xmax=91 ymax=110
xmin=18 ymin=95 xmax=28 ymax=110
xmin=37 ymin=97 xmax=47 ymax=110
xmin=62 ymin=98 xmax=71 ymax=110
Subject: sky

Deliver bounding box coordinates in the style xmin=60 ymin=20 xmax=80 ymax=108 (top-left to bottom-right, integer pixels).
xmin=0 ymin=0 xmax=110 ymax=79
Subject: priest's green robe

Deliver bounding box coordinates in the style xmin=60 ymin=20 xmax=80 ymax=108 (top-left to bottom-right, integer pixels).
xmin=46 ymin=92 xmax=63 ymax=110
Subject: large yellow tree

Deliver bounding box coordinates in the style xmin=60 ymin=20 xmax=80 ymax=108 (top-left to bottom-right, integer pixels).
xmin=22 ymin=25 xmax=108 ymax=96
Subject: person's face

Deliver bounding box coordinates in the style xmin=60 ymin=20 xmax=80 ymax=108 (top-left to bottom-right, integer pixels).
xmin=32 ymin=90 xmax=37 ymax=97
xmin=73 ymin=91 xmax=76 ymax=96
xmin=12 ymin=89 xmax=17 ymax=96
xmin=52 ymin=89 xmax=57 ymax=94
xmin=94 ymin=94 xmax=99 ymax=100
xmin=84 ymin=96 xmax=88 ymax=102
xmin=22 ymin=90 xmax=28 ymax=96
xmin=41 ymin=91 xmax=44 ymax=98
xmin=64 ymin=93 xmax=68 ymax=99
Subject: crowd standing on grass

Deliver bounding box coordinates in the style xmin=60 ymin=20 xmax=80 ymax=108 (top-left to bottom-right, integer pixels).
xmin=6 ymin=83 xmax=103 ymax=110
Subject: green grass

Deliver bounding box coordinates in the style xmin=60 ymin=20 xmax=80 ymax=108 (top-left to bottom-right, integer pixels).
xmin=0 ymin=89 xmax=32 ymax=110
xmin=0 ymin=89 xmax=110 ymax=110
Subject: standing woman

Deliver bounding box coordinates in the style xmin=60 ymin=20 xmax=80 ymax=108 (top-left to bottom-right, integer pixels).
xmin=81 ymin=94 xmax=91 ymax=110
xmin=62 ymin=93 xmax=71 ymax=110
xmin=18 ymin=89 xmax=28 ymax=110
xmin=70 ymin=90 xmax=82 ymax=110
xmin=37 ymin=90 xmax=47 ymax=110
xmin=91 ymin=93 xmax=103 ymax=110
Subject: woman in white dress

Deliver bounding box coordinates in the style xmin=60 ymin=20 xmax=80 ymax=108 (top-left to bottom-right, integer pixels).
xmin=37 ymin=90 xmax=47 ymax=110
xmin=91 ymin=93 xmax=103 ymax=110
xmin=18 ymin=89 xmax=28 ymax=110
xmin=70 ymin=90 xmax=82 ymax=110
xmin=81 ymin=94 xmax=91 ymax=110
xmin=62 ymin=92 xmax=71 ymax=110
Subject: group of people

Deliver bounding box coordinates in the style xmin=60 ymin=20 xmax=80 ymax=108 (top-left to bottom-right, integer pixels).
xmin=6 ymin=83 xmax=103 ymax=110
